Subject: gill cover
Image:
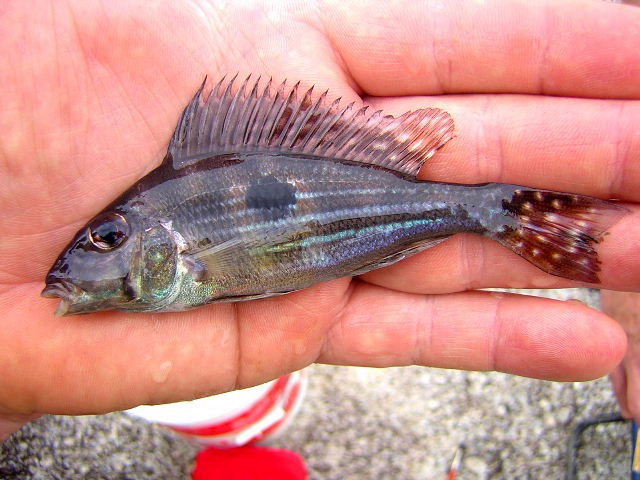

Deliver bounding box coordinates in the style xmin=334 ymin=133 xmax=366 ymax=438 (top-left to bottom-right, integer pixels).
xmin=127 ymin=224 xmax=179 ymax=307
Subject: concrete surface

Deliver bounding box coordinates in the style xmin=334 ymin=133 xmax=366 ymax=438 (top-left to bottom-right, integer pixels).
xmin=0 ymin=289 xmax=633 ymax=479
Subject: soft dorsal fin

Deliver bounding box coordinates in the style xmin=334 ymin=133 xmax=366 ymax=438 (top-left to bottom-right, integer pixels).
xmin=167 ymin=75 xmax=455 ymax=176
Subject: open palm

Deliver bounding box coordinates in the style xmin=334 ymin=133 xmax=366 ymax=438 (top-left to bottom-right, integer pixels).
xmin=1 ymin=0 xmax=639 ymax=424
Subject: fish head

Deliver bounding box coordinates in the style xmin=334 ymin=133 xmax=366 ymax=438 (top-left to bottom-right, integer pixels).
xmin=42 ymin=210 xmax=179 ymax=315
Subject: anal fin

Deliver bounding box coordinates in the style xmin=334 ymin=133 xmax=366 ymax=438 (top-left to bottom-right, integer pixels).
xmin=351 ymin=236 xmax=451 ymax=276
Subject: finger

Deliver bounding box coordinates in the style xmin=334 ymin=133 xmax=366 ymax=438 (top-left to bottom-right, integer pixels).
xmin=320 ymin=0 xmax=640 ymax=98
xmin=0 ymin=279 xmax=350 ymax=415
xmin=319 ymin=284 xmax=625 ymax=381
xmin=1 ymin=279 xmax=625 ymax=416
xmin=366 ymin=95 xmax=640 ymax=201
xmin=622 ymin=353 xmax=640 ymax=422
xmin=609 ymin=365 xmax=630 ymax=418
xmin=361 ymin=204 xmax=640 ymax=293
xmin=600 ymin=290 xmax=640 ymax=330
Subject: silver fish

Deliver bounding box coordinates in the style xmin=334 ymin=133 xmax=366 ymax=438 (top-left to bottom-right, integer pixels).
xmin=42 ymin=75 xmax=625 ymax=315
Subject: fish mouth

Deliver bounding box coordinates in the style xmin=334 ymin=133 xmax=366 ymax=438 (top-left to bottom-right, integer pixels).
xmin=41 ymin=280 xmax=82 ymax=316
xmin=41 ymin=279 xmax=135 ymax=316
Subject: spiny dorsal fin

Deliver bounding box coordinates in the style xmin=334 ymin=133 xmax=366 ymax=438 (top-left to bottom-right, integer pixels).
xmin=167 ymin=75 xmax=455 ymax=176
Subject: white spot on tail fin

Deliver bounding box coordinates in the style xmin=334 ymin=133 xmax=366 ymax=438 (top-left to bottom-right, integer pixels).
xmin=409 ymin=139 xmax=424 ymax=152
xmin=496 ymin=188 xmax=628 ymax=283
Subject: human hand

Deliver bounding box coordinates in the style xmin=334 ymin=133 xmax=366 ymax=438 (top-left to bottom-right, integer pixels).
xmin=604 ymin=291 xmax=640 ymax=420
xmin=1 ymin=0 xmax=638 ymax=433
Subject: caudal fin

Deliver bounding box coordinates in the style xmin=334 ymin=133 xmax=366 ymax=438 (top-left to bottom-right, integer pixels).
xmin=494 ymin=189 xmax=627 ymax=283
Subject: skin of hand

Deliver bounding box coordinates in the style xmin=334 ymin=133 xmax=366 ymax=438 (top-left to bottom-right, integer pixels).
xmin=1 ymin=0 xmax=640 ymax=440
xmin=604 ymin=291 xmax=640 ymax=421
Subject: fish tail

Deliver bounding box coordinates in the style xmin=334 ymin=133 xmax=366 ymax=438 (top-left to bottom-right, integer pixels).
xmin=491 ymin=188 xmax=627 ymax=283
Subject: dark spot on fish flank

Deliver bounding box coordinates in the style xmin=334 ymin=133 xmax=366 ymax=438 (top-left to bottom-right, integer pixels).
xmin=246 ymin=175 xmax=297 ymax=212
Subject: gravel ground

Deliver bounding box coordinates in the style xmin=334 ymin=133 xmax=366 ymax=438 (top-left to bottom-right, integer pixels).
xmin=0 ymin=288 xmax=632 ymax=479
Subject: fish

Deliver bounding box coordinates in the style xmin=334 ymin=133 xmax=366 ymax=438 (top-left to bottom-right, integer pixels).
xmin=42 ymin=75 xmax=626 ymax=316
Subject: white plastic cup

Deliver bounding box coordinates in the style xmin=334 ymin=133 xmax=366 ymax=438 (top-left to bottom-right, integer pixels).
xmin=125 ymin=371 xmax=307 ymax=447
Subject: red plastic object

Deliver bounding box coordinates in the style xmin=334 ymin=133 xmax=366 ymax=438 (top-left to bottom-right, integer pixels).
xmin=192 ymin=446 xmax=309 ymax=480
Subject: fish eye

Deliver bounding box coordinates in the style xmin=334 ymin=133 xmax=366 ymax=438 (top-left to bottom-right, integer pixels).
xmin=89 ymin=213 xmax=130 ymax=250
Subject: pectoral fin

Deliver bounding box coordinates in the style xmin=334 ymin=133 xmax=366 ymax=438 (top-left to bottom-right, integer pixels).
xmin=186 ymin=221 xmax=320 ymax=281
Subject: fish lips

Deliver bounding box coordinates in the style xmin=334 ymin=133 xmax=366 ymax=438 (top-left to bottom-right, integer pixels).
xmin=41 ymin=280 xmax=121 ymax=316
xmin=41 ymin=280 xmax=87 ymax=316
xmin=42 ymin=277 xmax=141 ymax=315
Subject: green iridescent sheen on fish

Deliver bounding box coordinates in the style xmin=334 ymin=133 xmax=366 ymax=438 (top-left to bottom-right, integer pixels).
xmin=42 ymin=75 xmax=626 ymax=315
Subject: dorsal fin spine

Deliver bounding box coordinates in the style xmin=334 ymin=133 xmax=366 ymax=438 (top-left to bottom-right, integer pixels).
xmin=327 ymin=105 xmax=368 ymax=157
xmin=304 ymin=96 xmax=342 ymax=153
xmin=274 ymin=81 xmax=299 ymax=145
xmin=213 ymin=75 xmax=237 ymax=146
xmin=273 ymin=81 xmax=301 ymax=147
xmin=247 ymin=78 xmax=272 ymax=146
xmin=295 ymin=90 xmax=328 ymax=150
xmin=244 ymin=78 xmax=272 ymax=145
xmin=241 ymin=78 xmax=265 ymax=145
xmin=235 ymin=75 xmax=256 ymax=145
xmin=223 ymin=75 xmax=250 ymax=148
xmin=282 ymin=86 xmax=314 ymax=148
xmin=334 ymin=106 xmax=368 ymax=156
xmin=196 ymin=87 xmax=211 ymax=146
xmin=265 ymin=80 xmax=290 ymax=146
xmin=263 ymin=81 xmax=285 ymax=146
xmin=207 ymin=76 xmax=227 ymax=151
xmin=277 ymin=81 xmax=302 ymax=146
xmin=341 ymin=109 xmax=384 ymax=159
xmin=316 ymin=102 xmax=355 ymax=155
xmin=167 ymin=75 xmax=455 ymax=176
